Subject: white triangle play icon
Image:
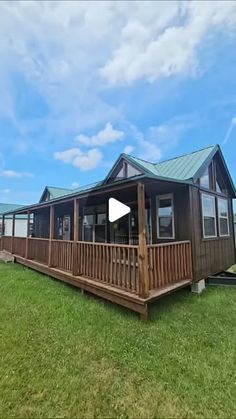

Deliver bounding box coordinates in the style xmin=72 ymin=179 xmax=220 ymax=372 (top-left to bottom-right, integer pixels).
xmin=108 ymin=198 xmax=131 ymax=222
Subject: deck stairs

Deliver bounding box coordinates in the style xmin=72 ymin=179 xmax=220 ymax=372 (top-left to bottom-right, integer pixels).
xmin=0 ymin=251 xmax=15 ymax=263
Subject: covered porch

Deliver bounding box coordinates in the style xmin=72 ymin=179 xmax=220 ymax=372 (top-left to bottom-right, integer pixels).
xmin=0 ymin=180 xmax=193 ymax=318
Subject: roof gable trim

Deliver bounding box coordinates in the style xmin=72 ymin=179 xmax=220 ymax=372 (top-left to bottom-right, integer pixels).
xmin=193 ymin=144 xmax=236 ymax=197
xmin=103 ymin=154 xmax=147 ymax=184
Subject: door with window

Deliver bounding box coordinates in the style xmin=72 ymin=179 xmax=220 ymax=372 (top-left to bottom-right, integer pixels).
xmin=110 ymin=205 xmax=152 ymax=245
xmin=82 ymin=205 xmax=106 ymax=243
xmin=63 ymin=215 xmax=71 ymax=240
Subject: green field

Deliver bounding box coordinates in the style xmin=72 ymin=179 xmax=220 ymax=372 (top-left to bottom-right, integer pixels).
xmin=1 ymin=262 xmax=236 ymax=418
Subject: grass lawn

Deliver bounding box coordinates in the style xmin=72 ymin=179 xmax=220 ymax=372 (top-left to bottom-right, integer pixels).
xmin=1 ymin=262 xmax=236 ymax=418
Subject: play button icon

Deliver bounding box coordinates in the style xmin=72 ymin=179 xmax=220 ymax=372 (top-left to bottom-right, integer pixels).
xmin=108 ymin=198 xmax=131 ymax=222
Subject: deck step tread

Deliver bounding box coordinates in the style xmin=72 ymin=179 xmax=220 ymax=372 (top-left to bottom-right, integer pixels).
xmin=0 ymin=251 xmax=15 ymax=263
xmin=148 ymin=279 xmax=191 ymax=301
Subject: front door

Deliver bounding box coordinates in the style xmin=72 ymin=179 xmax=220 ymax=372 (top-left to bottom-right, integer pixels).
xmin=63 ymin=215 xmax=71 ymax=240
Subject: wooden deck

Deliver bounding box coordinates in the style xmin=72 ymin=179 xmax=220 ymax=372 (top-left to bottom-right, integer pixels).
xmin=0 ymin=235 xmax=193 ymax=318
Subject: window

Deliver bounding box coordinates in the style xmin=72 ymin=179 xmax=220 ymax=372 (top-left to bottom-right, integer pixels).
xmin=202 ymin=194 xmax=217 ymax=238
xmin=95 ymin=212 xmax=106 ymax=242
xmin=200 ymin=167 xmax=210 ymax=189
xmin=83 ymin=214 xmax=94 ymax=242
xmin=157 ymin=195 xmax=174 ymax=239
xmin=96 ymin=213 xmax=106 ymax=225
xmin=83 ymin=205 xmax=107 ymax=242
xmin=215 ymin=166 xmax=227 ymax=194
xmin=114 ymin=166 xmax=124 ymax=181
xmin=112 ymin=160 xmax=142 ymax=182
xmin=127 ymin=163 xmax=141 ymax=178
xmin=218 ymin=198 xmax=229 ymax=236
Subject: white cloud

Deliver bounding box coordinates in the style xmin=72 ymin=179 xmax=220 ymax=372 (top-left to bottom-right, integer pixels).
xmin=54 ymin=148 xmax=80 ymax=164
xmin=101 ymin=1 xmax=236 ymax=85
xmin=54 ymin=148 xmax=103 ymax=171
xmin=129 ymin=115 xmax=194 ymax=161
xmin=123 ymin=145 xmax=134 ymax=154
xmin=71 ymin=181 xmax=80 ymax=189
xmin=1 ymin=170 xmax=34 ymax=178
xmin=0 ymin=0 xmax=235 ymax=162
xmin=76 ymin=123 xmax=124 ymax=147
xmin=0 ymin=1 xmax=235 ymax=127
xmin=223 ymin=116 xmax=236 ymax=144
xmin=139 ymin=140 xmax=162 ymax=162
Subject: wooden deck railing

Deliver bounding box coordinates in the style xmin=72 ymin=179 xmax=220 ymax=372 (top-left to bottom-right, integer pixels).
xmin=51 ymin=240 xmax=73 ymax=272
xmin=75 ymin=241 xmax=140 ymax=294
xmin=147 ymin=241 xmax=192 ymax=290
xmin=28 ymin=238 xmax=49 ymax=265
xmin=1 ymin=237 xmax=193 ymax=297
xmin=12 ymin=237 xmax=26 ymax=258
xmin=1 ymin=236 xmax=12 ymax=253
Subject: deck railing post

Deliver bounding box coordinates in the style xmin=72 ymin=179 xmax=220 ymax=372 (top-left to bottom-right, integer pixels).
xmin=48 ymin=205 xmax=55 ymax=267
xmin=25 ymin=211 xmax=30 ymax=259
xmin=137 ymin=182 xmax=149 ymax=299
xmin=11 ymin=214 xmax=16 ymax=254
xmin=1 ymin=214 xmax=5 ymax=250
xmin=2 ymin=214 xmax=5 ymax=237
xmin=73 ymin=198 xmax=79 ymax=276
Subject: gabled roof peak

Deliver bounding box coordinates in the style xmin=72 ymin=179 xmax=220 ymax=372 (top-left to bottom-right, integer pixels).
xmin=123 ymin=144 xmax=217 ymax=166
xmin=155 ymin=144 xmax=217 ymax=166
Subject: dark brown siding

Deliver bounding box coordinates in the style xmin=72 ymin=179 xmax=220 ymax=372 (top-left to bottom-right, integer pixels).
xmin=190 ymin=186 xmax=235 ymax=280
xmin=147 ymin=184 xmax=191 ymax=244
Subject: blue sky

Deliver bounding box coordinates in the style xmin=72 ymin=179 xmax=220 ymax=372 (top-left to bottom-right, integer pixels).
xmin=0 ymin=1 xmax=236 ymax=205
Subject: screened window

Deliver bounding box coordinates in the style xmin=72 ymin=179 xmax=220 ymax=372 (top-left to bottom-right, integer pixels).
xmin=157 ymin=195 xmax=174 ymax=239
xmin=218 ymin=198 xmax=229 ymax=236
xmin=200 ymin=167 xmax=210 ymax=189
xmin=202 ymin=194 xmax=217 ymax=238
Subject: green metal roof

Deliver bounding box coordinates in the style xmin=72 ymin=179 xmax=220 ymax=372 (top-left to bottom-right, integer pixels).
xmin=0 ymin=203 xmax=24 ymax=215
xmin=46 ymin=186 xmax=73 ymax=199
xmin=45 ymin=183 xmax=102 ymax=199
xmin=72 ymin=181 xmax=103 ymax=194
xmin=0 ymin=203 xmax=27 ymax=219
xmin=124 ymin=145 xmax=217 ymax=181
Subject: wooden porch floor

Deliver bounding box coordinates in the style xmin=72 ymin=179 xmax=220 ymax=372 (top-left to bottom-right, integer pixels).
xmin=13 ymin=255 xmax=192 ymax=319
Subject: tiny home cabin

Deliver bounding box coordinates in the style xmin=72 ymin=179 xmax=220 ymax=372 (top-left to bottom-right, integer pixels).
xmin=1 ymin=145 xmax=235 ymax=319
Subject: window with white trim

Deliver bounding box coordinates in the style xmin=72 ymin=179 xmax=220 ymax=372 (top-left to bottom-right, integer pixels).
xmin=157 ymin=195 xmax=174 ymax=239
xmin=202 ymin=194 xmax=217 ymax=238
xmin=218 ymin=198 xmax=229 ymax=237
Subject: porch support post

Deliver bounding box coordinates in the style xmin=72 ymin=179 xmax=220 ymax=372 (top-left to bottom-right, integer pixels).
xmin=11 ymin=213 xmax=16 ymax=254
xmin=48 ymin=205 xmax=55 ymax=267
xmin=137 ymin=182 xmax=149 ymax=300
xmin=1 ymin=214 xmax=5 ymax=251
xmin=73 ymin=198 xmax=79 ymax=276
xmin=2 ymin=215 xmax=5 ymax=236
xmin=25 ymin=211 xmax=30 ymax=259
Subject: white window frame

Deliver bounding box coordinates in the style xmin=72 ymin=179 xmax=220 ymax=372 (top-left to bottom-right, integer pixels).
xmin=156 ymin=194 xmax=175 ymax=240
xmin=218 ymin=198 xmax=230 ymax=237
xmin=201 ymin=193 xmax=217 ymax=239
